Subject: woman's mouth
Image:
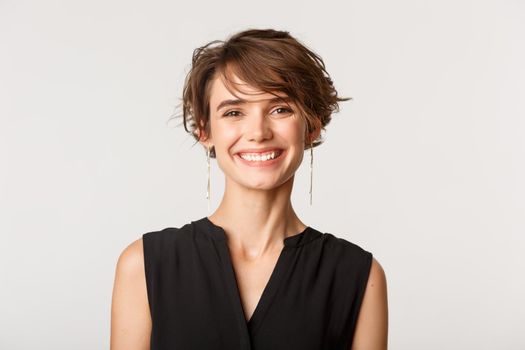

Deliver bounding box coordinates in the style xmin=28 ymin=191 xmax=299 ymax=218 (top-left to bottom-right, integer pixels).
xmin=235 ymin=149 xmax=285 ymax=167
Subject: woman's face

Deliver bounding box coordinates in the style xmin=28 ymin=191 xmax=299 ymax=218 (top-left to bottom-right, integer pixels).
xmin=202 ymin=73 xmax=309 ymax=191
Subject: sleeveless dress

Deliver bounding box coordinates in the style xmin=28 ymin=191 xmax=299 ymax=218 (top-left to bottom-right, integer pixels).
xmin=142 ymin=216 xmax=373 ymax=350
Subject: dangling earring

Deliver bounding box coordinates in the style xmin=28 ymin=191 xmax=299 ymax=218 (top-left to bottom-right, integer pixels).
xmin=309 ymin=140 xmax=313 ymax=206
xmin=206 ymin=144 xmax=211 ymax=213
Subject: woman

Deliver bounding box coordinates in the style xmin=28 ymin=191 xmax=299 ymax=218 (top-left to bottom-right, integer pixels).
xmin=111 ymin=28 xmax=388 ymax=350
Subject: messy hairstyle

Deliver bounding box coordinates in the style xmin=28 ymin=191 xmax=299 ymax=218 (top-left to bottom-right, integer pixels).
xmin=173 ymin=28 xmax=351 ymax=158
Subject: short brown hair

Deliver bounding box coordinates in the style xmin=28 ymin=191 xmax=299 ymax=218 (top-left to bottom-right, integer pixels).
xmin=173 ymin=28 xmax=351 ymax=158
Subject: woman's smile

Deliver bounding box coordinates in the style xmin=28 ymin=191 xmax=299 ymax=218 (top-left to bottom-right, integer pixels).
xmin=234 ymin=149 xmax=287 ymax=168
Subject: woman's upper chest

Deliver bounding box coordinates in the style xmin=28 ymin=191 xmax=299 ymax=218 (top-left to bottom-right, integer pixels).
xmin=228 ymin=245 xmax=283 ymax=324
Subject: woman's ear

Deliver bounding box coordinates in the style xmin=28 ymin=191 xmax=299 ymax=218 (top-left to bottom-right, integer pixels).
xmin=195 ymin=122 xmax=213 ymax=148
xmin=308 ymin=126 xmax=321 ymax=144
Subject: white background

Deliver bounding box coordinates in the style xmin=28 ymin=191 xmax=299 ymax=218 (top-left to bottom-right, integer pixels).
xmin=1 ymin=0 xmax=524 ymax=349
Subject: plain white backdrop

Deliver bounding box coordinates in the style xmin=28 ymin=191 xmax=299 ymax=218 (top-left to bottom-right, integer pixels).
xmin=1 ymin=0 xmax=524 ymax=349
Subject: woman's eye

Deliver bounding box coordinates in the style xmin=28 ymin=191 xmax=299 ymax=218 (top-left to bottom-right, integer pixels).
xmin=272 ymin=107 xmax=293 ymax=115
xmin=223 ymin=110 xmax=242 ymax=117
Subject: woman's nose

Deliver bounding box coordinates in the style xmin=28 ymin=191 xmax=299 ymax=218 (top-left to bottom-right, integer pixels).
xmin=245 ymin=110 xmax=272 ymax=142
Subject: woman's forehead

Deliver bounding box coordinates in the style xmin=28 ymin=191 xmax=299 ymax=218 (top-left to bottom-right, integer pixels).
xmin=209 ymin=74 xmax=289 ymax=107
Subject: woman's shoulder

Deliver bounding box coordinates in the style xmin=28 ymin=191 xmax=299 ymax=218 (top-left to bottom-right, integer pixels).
xmin=320 ymin=230 xmax=373 ymax=258
xmin=112 ymin=237 xmax=152 ymax=347
xmin=115 ymin=237 xmax=145 ymax=277
xmin=141 ymin=221 xmax=193 ymax=243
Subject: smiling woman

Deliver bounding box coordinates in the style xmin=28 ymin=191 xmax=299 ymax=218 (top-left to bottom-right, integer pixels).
xmin=110 ymin=28 xmax=388 ymax=350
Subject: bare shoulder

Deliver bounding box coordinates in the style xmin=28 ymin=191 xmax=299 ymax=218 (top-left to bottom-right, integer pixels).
xmin=115 ymin=238 xmax=145 ymax=277
xmin=110 ymin=237 xmax=151 ymax=350
xmin=367 ymin=257 xmax=387 ymax=293
xmin=350 ymin=257 xmax=389 ymax=350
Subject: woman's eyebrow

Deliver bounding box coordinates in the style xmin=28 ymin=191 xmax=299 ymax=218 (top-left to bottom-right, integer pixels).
xmin=216 ymin=96 xmax=292 ymax=112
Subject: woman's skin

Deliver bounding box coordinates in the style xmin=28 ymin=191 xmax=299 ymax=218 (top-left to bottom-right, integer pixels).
xmin=110 ymin=71 xmax=388 ymax=350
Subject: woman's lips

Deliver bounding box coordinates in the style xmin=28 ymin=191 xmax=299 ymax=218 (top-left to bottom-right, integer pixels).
xmin=235 ymin=149 xmax=286 ymax=167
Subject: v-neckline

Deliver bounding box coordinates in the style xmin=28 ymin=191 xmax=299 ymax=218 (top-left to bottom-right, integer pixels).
xmin=231 ymin=244 xmax=287 ymax=326
xmin=202 ymin=216 xmax=310 ymax=336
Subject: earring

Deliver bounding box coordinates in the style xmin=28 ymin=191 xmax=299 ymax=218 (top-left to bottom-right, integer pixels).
xmin=309 ymin=140 xmax=313 ymax=206
xmin=206 ymin=144 xmax=211 ymax=213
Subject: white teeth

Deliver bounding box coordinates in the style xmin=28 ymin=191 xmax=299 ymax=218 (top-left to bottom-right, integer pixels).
xmin=239 ymin=150 xmax=281 ymax=162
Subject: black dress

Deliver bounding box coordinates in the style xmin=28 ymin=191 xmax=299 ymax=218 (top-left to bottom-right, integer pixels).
xmin=142 ymin=216 xmax=373 ymax=350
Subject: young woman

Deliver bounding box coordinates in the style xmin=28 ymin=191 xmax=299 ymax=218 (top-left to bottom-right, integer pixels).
xmin=111 ymin=28 xmax=388 ymax=350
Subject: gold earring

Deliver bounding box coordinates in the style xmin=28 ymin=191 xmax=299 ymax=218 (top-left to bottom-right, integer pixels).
xmin=309 ymin=140 xmax=313 ymax=206
xmin=206 ymin=144 xmax=211 ymax=213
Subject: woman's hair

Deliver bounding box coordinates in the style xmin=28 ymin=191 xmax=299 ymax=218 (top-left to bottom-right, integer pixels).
xmin=173 ymin=28 xmax=351 ymax=158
